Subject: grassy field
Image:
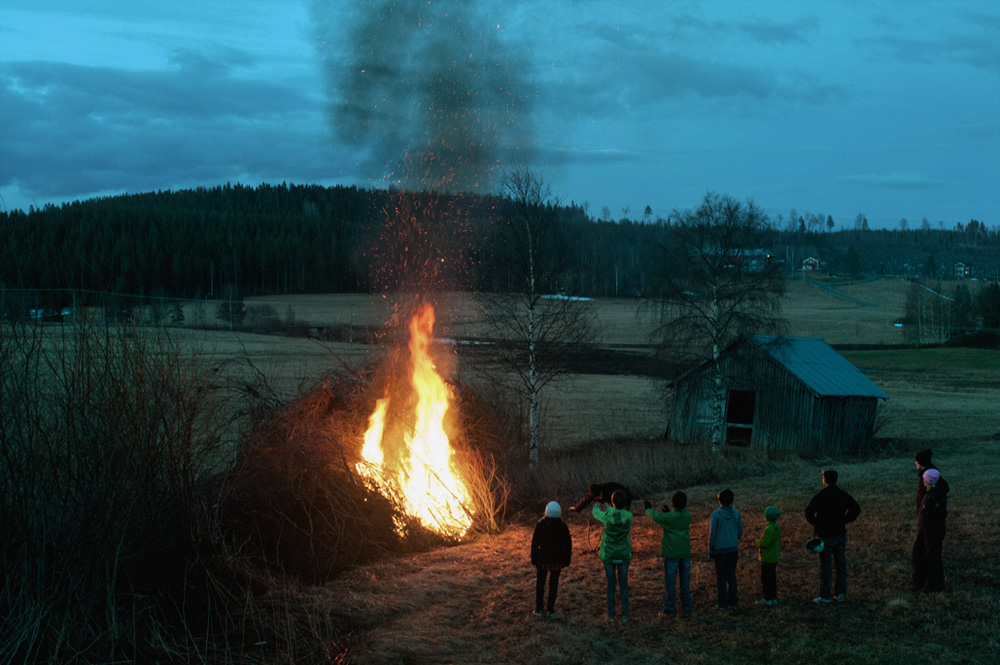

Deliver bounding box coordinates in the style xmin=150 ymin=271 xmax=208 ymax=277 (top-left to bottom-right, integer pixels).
xmin=327 ymin=439 xmax=999 ymax=665
xmin=202 ymin=281 xmax=1000 ymax=663
xmin=168 ymin=278 xmax=998 ymax=450
xmin=9 ymin=278 xmax=998 ymax=663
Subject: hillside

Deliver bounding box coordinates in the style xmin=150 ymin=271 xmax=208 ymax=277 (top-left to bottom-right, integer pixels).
xmin=3 ymin=184 xmax=997 ymax=307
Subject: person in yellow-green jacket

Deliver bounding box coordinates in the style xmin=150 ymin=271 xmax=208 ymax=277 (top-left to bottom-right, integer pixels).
xmin=592 ymin=490 xmax=633 ymax=621
xmin=756 ymin=506 xmax=781 ymax=606
xmin=644 ymin=491 xmax=693 ymax=616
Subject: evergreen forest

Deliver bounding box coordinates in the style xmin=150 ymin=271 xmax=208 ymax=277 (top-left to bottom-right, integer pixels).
xmin=2 ymin=182 xmax=998 ymax=316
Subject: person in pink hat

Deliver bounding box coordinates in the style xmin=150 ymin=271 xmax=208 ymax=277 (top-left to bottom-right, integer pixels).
xmin=917 ymin=468 xmax=949 ymax=593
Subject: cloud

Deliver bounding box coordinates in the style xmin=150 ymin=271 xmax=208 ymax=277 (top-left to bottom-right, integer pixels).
xmin=535 ymin=146 xmax=641 ymax=167
xmin=736 ymin=16 xmax=819 ymax=44
xmin=865 ymin=10 xmax=1000 ymax=72
xmin=533 ymin=11 xmax=843 ymax=124
xmin=838 ymin=172 xmax=953 ymax=190
xmin=0 ymin=55 xmax=335 ymax=204
xmin=667 ymin=11 xmax=819 ymax=45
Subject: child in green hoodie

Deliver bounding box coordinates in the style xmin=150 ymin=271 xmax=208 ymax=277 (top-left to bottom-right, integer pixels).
xmin=756 ymin=506 xmax=781 ymax=606
xmin=593 ymin=490 xmax=633 ymax=621
xmin=644 ymin=490 xmax=693 ymax=616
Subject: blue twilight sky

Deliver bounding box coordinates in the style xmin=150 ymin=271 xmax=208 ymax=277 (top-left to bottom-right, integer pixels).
xmin=1 ymin=0 xmax=998 ymax=230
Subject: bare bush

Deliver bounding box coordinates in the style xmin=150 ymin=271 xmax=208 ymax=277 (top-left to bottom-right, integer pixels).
xmin=0 ymin=317 xmax=235 ymax=662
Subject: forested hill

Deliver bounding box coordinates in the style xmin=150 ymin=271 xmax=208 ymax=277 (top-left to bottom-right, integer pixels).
xmin=2 ymin=182 xmax=998 ymax=302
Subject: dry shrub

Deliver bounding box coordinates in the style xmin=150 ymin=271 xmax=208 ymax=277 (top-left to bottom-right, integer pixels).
xmin=216 ymin=376 xmax=414 ymax=584
xmin=216 ymin=363 xmax=514 ymax=585
xmin=0 ymin=317 xmax=235 ymax=663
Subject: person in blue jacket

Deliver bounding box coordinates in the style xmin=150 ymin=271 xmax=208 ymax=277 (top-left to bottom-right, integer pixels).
xmin=708 ymin=488 xmax=743 ymax=610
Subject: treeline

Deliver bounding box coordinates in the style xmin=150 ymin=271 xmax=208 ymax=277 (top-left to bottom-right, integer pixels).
xmin=2 ymin=182 xmax=998 ymax=308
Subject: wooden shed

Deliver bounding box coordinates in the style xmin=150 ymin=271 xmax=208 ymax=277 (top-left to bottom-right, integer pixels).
xmin=667 ymin=335 xmax=889 ymax=455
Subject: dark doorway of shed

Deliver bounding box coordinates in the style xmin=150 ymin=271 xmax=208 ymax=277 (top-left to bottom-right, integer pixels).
xmin=725 ymin=390 xmax=756 ymax=447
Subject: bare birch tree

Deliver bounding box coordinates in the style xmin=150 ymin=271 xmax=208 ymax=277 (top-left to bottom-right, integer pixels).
xmin=477 ymin=168 xmax=596 ymax=466
xmin=654 ymin=192 xmax=786 ymax=453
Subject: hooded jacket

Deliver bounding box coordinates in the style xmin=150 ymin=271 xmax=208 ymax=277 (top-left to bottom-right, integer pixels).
xmin=708 ymin=505 xmax=743 ymax=556
xmin=646 ymin=507 xmax=692 ymax=558
xmin=756 ymin=507 xmax=781 ymax=563
xmin=530 ymin=517 xmax=572 ymax=567
xmin=805 ymin=485 xmax=861 ymax=538
xmin=592 ymin=504 xmax=633 ymax=564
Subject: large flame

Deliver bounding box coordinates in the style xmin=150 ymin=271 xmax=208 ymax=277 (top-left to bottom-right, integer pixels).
xmin=357 ymin=304 xmax=473 ymax=538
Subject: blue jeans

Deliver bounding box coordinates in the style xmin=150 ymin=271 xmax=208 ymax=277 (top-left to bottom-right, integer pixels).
xmin=819 ymin=535 xmax=847 ymax=599
xmin=663 ymin=557 xmax=692 ymax=612
xmin=603 ymin=562 xmax=630 ymax=618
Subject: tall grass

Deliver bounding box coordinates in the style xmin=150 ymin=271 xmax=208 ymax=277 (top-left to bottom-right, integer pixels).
xmin=0 ymin=317 xmax=236 ymax=662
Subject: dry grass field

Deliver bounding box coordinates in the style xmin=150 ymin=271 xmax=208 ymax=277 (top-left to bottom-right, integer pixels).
xmin=205 ymin=279 xmax=999 ymax=663
xmin=326 ymin=439 xmax=999 ymax=665
xmin=8 ymin=277 xmax=998 ymax=663
xmin=205 ymin=278 xmax=996 ymax=450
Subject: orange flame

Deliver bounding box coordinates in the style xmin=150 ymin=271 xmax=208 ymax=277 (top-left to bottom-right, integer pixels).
xmin=357 ymin=304 xmax=472 ymax=538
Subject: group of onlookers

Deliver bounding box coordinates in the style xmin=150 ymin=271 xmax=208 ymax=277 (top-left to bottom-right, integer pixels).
xmin=529 ymin=450 xmax=949 ymax=620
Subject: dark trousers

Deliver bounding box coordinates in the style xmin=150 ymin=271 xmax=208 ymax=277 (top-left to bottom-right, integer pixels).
xmin=818 ymin=535 xmax=847 ymax=599
xmin=713 ymin=552 xmax=739 ymax=608
xmin=760 ymin=562 xmax=777 ymax=601
xmin=912 ymin=526 xmax=946 ymax=591
xmin=535 ymin=566 xmax=561 ymax=612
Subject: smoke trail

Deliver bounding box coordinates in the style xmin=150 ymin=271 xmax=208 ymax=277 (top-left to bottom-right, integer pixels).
xmin=312 ymin=0 xmax=535 ymax=193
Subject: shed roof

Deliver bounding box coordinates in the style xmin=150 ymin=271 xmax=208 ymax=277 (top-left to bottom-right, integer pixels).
xmin=751 ymin=335 xmax=889 ymax=399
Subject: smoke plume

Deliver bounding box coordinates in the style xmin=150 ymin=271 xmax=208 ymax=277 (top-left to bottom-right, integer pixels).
xmin=312 ymin=0 xmax=535 ymax=193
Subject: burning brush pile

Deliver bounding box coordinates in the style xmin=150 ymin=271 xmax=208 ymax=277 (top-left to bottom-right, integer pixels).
xmin=220 ymin=303 xmax=509 ymax=582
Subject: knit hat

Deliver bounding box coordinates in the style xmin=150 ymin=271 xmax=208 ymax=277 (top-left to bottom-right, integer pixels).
xmin=922 ymin=469 xmax=941 ymax=485
xmin=915 ymin=449 xmax=933 ymax=467
xmin=545 ymin=501 xmax=561 ymax=518
xmin=764 ymin=506 xmax=781 ymax=522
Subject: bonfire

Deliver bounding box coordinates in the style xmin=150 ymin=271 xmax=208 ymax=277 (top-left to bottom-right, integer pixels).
xmin=356 ymin=303 xmax=474 ymax=539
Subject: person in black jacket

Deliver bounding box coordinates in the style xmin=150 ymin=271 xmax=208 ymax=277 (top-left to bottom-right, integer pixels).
xmin=912 ymin=449 xmax=951 ymax=592
xmin=530 ymin=501 xmax=573 ymax=616
xmin=568 ymin=482 xmax=633 ymax=513
xmin=804 ymin=469 xmax=862 ymax=603
xmin=918 ymin=468 xmax=949 ymax=592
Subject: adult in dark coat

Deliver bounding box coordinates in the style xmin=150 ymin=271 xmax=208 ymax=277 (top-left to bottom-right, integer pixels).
xmin=568 ymin=482 xmax=633 ymax=513
xmin=918 ymin=468 xmax=949 ymax=592
xmin=530 ymin=502 xmax=573 ymax=615
xmin=804 ymin=469 xmax=862 ymax=603
xmin=912 ymin=449 xmax=951 ymax=592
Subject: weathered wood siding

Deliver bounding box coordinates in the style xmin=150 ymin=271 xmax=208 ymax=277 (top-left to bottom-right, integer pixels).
xmin=667 ymin=342 xmax=880 ymax=454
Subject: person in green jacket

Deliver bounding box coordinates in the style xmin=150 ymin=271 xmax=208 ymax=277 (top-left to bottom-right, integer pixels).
xmin=593 ymin=490 xmax=633 ymax=621
xmin=644 ymin=490 xmax=693 ymax=616
xmin=755 ymin=506 xmax=781 ymax=606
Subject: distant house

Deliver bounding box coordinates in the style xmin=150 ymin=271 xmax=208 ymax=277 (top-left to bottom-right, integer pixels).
xmin=701 ymin=247 xmax=776 ymax=273
xmin=667 ymin=335 xmax=888 ymax=455
xmin=802 ymin=257 xmax=820 ymax=271
xmin=955 ymin=262 xmax=973 ymax=279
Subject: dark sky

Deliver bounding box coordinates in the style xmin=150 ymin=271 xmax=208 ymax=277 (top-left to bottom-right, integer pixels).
xmin=1 ymin=0 xmax=998 ymax=230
